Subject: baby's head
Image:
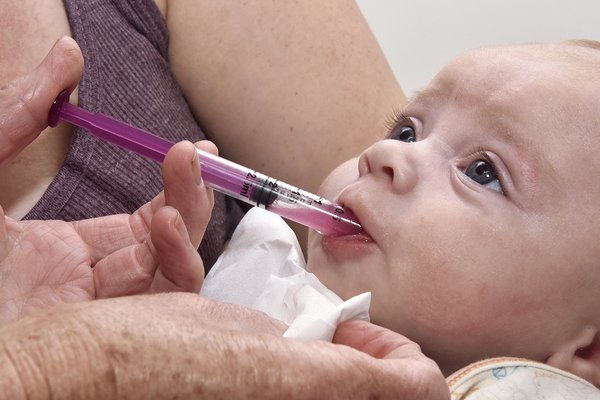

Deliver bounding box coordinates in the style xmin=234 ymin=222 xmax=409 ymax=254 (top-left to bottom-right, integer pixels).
xmin=306 ymin=40 xmax=600 ymax=384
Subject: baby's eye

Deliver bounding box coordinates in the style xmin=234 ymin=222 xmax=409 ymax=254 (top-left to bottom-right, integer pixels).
xmin=389 ymin=125 xmax=416 ymax=143
xmin=464 ymin=159 xmax=503 ymax=194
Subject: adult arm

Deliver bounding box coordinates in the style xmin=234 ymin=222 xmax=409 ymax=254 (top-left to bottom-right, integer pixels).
xmin=0 ymin=293 xmax=448 ymax=400
xmin=165 ymin=0 xmax=405 ymax=242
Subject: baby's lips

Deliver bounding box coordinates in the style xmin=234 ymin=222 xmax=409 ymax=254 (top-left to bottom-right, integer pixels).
xmin=332 ymin=208 xmax=373 ymax=242
xmin=321 ymin=223 xmax=376 ymax=263
xmin=330 ymin=230 xmax=374 ymax=243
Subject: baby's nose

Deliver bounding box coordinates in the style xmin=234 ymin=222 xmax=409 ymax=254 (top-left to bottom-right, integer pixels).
xmin=358 ymin=140 xmax=417 ymax=194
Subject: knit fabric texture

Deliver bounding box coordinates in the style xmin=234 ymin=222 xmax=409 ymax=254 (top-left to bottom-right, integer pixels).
xmin=25 ymin=0 xmax=244 ymax=269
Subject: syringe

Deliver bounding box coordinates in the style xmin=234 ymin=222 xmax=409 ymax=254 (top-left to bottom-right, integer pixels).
xmin=48 ymin=91 xmax=363 ymax=237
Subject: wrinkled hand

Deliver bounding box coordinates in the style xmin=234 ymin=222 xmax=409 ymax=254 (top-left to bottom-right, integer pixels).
xmin=0 ymin=140 xmax=214 ymax=323
xmin=333 ymin=320 xmax=450 ymax=399
xmin=0 ymin=37 xmax=215 ymax=324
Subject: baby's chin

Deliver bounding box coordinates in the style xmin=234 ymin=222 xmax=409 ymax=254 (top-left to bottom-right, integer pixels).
xmin=306 ymin=254 xmax=375 ymax=301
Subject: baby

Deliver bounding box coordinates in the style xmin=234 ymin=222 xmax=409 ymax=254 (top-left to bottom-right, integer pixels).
xmin=311 ymin=37 xmax=600 ymax=372
xmin=204 ymin=40 xmax=600 ymax=396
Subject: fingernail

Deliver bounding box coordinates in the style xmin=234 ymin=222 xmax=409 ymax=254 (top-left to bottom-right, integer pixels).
xmin=169 ymin=208 xmax=193 ymax=247
xmin=191 ymin=144 xmax=202 ymax=185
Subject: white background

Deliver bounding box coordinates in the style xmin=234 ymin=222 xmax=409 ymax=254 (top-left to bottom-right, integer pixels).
xmin=356 ymin=1 xmax=600 ymax=97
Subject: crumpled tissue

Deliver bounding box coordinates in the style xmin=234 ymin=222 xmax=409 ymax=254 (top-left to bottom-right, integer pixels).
xmin=200 ymin=207 xmax=371 ymax=341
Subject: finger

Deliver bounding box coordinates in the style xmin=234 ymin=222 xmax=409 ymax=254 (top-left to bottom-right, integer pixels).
xmin=0 ymin=36 xmax=83 ymax=165
xmin=333 ymin=320 xmax=424 ymax=360
xmin=163 ymin=140 xmax=215 ymax=247
xmin=93 ymin=207 xmax=204 ymax=298
xmin=74 ymin=140 xmax=213 ymax=262
xmin=73 ymin=140 xmax=209 ymax=263
xmin=150 ymin=206 xmax=205 ymax=293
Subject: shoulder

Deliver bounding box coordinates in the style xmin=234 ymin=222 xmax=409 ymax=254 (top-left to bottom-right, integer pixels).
xmin=447 ymin=358 xmax=600 ymax=400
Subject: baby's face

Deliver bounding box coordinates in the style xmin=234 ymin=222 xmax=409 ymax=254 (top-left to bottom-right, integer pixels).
xmin=306 ymin=43 xmax=600 ymax=373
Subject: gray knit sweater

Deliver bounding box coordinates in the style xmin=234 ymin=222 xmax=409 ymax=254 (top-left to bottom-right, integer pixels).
xmin=25 ymin=0 xmax=244 ymax=269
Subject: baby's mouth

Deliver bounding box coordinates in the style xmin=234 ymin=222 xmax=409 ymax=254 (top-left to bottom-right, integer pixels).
xmin=320 ymin=226 xmax=375 ymax=263
xmin=323 ymin=204 xmax=373 ymax=242
xmin=327 ymin=230 xmax=373 ymax=242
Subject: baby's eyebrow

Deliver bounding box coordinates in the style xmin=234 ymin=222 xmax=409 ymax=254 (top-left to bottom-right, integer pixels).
xmin=406 ymin=86 xmax=444 ymax=108
xmin=406 ymin=73 xmax=465 ymax=107
xmin=411 ymin=83 xmax=534 ymax=155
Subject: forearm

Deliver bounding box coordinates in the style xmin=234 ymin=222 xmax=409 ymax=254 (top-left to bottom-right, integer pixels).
xmin=0 ymin=295 xmax=293 ymax=399
xmin=167 ymin=0 xmax=406 ymax=192
xmin=0 ymin=304 xmax=116 ymax=399
xmin=166 ymin=0 xmax=405 ymax=245
xmin=0 ymin=298 xmax=209 ymax=399
xmin=0 ymin=294 xmax=443 ymax=399
xmin=0 ymin=300 xmax=358 ymax=399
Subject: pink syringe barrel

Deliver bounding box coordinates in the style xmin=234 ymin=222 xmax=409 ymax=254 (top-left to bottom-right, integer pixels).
xmin=198 ymin=151 xmax=362 ymax=236
xmin=48 ymin=90 xmax=363 ymax=237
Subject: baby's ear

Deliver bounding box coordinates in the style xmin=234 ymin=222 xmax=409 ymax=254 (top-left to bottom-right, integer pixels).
xmin=546 ymin=326 xmax=600 ymax=387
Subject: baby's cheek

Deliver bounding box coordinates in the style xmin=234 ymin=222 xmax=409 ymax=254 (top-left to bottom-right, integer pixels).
xmin=372 ymin=250 xmax=498 ymax=339
xmin=317 ymin=158 xmax=359 ymax=199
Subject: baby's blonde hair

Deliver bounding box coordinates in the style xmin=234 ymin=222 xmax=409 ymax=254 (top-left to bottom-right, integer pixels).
xmin=565 ymin=39 xmax=600 ymax=50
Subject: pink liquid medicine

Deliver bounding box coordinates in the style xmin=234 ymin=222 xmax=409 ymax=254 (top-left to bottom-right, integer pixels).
xmin=48 ymin=91 xmax=363 ymax=237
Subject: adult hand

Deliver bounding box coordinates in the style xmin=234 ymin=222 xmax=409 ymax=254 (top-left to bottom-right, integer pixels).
xmin=0 ymin=35 xmax=215 ymax=323
xmin=0 ymin=139 xmax=214 ymax=324
xmin=0 ymin=293 xmax=450 ymax=399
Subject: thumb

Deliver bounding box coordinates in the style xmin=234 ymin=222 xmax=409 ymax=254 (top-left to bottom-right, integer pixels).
xmin=0 ymin=36 xmax=83 ymax=165
xmin=333 ymin=320 xmax=424 ymax=360
xmin=334 ymin=320 xmax=450 ymax=399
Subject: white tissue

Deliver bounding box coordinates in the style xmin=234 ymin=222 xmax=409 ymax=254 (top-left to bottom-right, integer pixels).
xmin=200 ymin=207 xmax=371 ymax=341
